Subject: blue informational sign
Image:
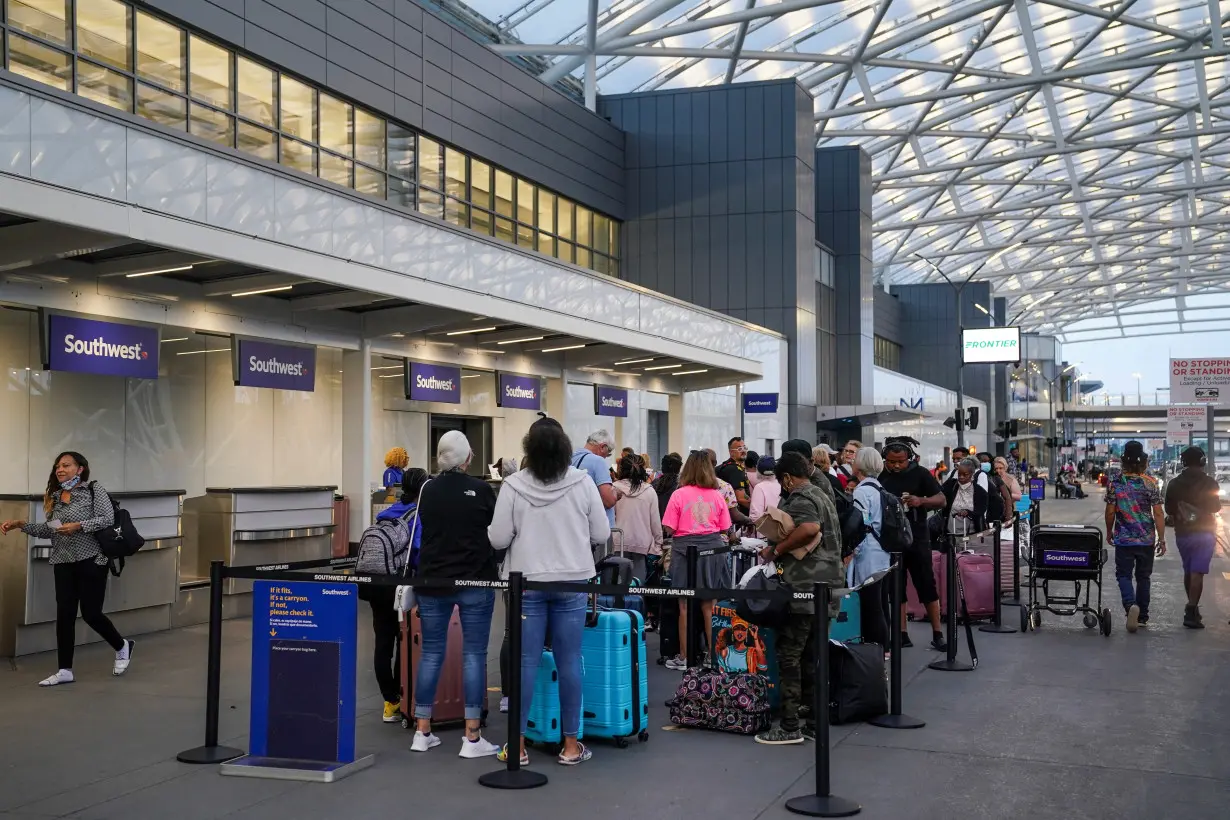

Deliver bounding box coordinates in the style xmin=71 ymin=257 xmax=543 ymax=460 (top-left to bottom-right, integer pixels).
xmin=407 ymin=361 xmax=461 ymax=403
xmin=250 ymin=580 xmax=358 ymax=764
xmin=234 ymin=338 xmax=316 ymax=392
xmin=45 ymin=313 xmax=159 ymax=379
xmin=595 ymin=385 xmax=628 ymax=417
xmin=1028 ymin=478 xmax=1047 ymax=501
xmin=742 ymin=392 xmax=779 ymax=414
xmin=497 ymin=372 xmax=541 ymax=410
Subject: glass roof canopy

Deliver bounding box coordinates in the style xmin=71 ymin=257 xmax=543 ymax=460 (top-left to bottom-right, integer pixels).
xmin=458 ymin=0 xmax=1230 ymax=344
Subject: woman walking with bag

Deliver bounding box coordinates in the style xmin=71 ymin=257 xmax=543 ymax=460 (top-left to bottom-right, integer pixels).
xmin=1 ymin=452 xmax=133 ymax=686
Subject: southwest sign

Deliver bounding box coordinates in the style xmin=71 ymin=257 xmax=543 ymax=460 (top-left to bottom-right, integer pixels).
xmin=45 ymin=313 xmax=159 ymax=379
xmin=961 ymin=326 xmax=1021 ymax=364
xmin=497 ymin=373 xmax=541 ymax=410
xmin=595 ymin=385 xmax=628 ymax=417
xmin=234 ymin=338 xmax=316 ymax=392
xmin=406 ymin=361 xmax=461 ymax=403
xmin=742 ymin=393 xmax=779 ymax=414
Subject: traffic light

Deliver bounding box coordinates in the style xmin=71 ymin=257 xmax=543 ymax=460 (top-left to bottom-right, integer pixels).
xmin=966 ymin=407 xmax=979 ymax=430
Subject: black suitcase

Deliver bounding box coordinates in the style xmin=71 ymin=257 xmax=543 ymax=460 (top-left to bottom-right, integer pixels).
xmin=828 ymin=641 xmax=887 ymax=724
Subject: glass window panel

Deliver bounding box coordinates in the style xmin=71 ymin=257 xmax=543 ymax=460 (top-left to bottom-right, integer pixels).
xmin=557 ymin=199 xmax=574 ymax=241
xmin=280 ymin=136 xmax=316 ymax=175
xmin=594 ymin=214 xmax=611 ymax=254
xmin=136 ymin=11 xmax=183 ymax=92
xmin=471 ymin=208 xmax=493 ymax=237
xmin=388 ymin=123 xmax=415 ymax=178
xmin=236 ymin=57 xmax=275 ymax=126
xmin=77 ymin=0 xmax=130 ymax=70
xmin=444 ymin=148 xmax=466 ymax=198
xmin=494 ymin=170 xmax=513 ymax=218
xmin=355 ymin=109 xmax=385 ymax=167
xmin=319 ymin=152 xmax=353 ymax=188
xmin=494 ymin=217 xmax=514 ymax=244
xmin=237 ymin=121 xmax=277 ymax=161
xmin=536 ymin=232 xmax=554 ymax=256
xmin=319 ymin=93 xmax=352 ymax=156
xmin=388 ymin=176 xmax=415 ymax=209
xmin=557 ymin=241 xmax=574 ymax=263
xmin=593 ymin=254 xmax=609 ymax=275
xmin=445 ymin=198 xmax=469 ymax=228
xmin=418 ymin=187 xmax=443 ymax=219
xmin=516 ymin=179 xmax=534 ymax=226
xmin=189 ymin=103 xmax=233 ymax=147
xmin=8 ymin=33 xmax=70 ymax=90
xmin=189 ymin=36 xmax=231 ymax=110
xmin=610 ymin=221 xmax=620 ymax=257
xmin=576 ymin=246 xmax=591 ymax=269
xmin=279 ymin=75 xmax=314 ymax=140
xmin=537 ymin=191 xmax=555 ymax=235
xmin=77 ymin=58 xmax=132 ymax=111
xmin=576 ymin=206 xmax=592 ymax=247
xmin=516 ymin=223 xmax=534 ymax=248
xmin=418 ymin=137 xmax=441 ymax=189
xmin=609 ymin=257 xmax=619 ymax=277
xmin=355 ymin=165 xmax=386 ymax=198
xmin=8 ymin=0 xmax=69 ymax=46
xmin=470 ymin=160 xmax=492 ymax=210
xmin=137 ymin=82 xmax=185 ymax=130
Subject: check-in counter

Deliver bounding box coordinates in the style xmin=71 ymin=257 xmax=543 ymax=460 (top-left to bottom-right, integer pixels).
xmin=177 ymin=487 xmax=335 ymax=624
xmin=0 ymin=490 xmax=184 ymax=657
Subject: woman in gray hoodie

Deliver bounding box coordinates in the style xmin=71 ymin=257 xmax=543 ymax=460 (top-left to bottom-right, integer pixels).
xmin=488 ymin=418 xmax=610 ymax=766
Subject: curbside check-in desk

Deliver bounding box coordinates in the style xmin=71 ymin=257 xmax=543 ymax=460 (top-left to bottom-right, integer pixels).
xmin=0 ymin=490 xmax=184 ymax=657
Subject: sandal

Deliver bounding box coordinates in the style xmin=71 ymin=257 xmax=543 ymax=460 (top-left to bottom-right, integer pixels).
xmin=557 ymin=743 xmax=592 ymax=766
xmin=496 ymin=745 xmax=529 ymax=767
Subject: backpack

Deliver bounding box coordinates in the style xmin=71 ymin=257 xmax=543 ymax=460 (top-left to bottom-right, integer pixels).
xmin=88 ymin=484 xmax=145 ymax=577
xmin=985 ymin=472 xmax=1005 ymax=523
xmin=356 ymin=506 xmax=418 ymax=576
xmin=874 ymin=488 xmax=914 ymax=553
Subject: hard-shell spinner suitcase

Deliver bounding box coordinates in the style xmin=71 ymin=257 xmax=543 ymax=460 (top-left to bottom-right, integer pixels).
xmin=906 ymin=550 xmax=947 ymax=619
xmin=580 ymin=599 xmax=648 ymax=746
xmin=956 ymin=551 xmax=996 ymax=621
xmin=524 ymin=650 xmax=584 ymax=747
xmin=398 ymin=604 xmax=487 ymax=728
xmin=829 ymin=588 xmax=863 ymax=643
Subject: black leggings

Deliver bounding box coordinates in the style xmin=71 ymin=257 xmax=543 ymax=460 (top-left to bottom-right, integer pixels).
xmin=54 ymin=558 xmax=124 ymax=670
xmin=858 ymin=578 xmax=891 ymax=649
xmin=363 ymin=586 xmax=401 ymax=704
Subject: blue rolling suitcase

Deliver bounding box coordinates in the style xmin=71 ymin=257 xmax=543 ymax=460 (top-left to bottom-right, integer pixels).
xmin=525 ymin=650 xmax=583 ymax=747
xmin=829 ymin=592 xmax=862 ymax=643
xmin=581 ymin=603 xmax=649 ymax=747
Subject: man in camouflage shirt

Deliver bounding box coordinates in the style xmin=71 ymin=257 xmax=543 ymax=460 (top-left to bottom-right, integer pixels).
xmin=754 ymin=451 xmax=844 ymax=746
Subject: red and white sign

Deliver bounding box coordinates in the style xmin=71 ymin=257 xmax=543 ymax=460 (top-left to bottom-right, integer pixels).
xmin=1167 ymin=405 xmax=1208 ymax=445
xmin=1170 ymin=358 xmax=1230 ymax=406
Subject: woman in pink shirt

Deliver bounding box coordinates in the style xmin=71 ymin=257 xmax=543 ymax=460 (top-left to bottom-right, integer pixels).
xmin=661 ymin=451 xmax=732 ymax=670
xmin=748 ymin=456 xmax=782 ymax=522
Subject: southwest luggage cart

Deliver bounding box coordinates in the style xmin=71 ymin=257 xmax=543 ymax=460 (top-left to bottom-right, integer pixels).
xmin=1022 ymin=523 xmax=1111 ymax=635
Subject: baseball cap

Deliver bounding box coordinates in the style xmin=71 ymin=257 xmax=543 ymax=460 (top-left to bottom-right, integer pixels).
xmin=781 ymin=439 xmax=814 ymax=459
xmin=756 ymin=455 xmax=776 ymax=475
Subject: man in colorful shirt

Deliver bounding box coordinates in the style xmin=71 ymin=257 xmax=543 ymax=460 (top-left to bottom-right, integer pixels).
xmin=1104 ymin=441 xmax=1166 ymax=632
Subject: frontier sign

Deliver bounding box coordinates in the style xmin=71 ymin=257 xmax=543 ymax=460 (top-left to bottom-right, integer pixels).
xmin=1170 ymin=358 xmax=1230 ymax=407
xmin=961 ymin=326 xmax=1021 ymax=364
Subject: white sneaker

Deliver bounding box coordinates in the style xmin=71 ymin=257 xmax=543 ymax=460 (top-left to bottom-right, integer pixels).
xmin=459 ymin=735 xmax=501 ymax=759
xmin=664 ymin=656 xmax=686 ymax=671
xmin=499 ymin=696 xmax=509 ymax=713
xmin=410 ymin=731 xmax=441 ymax=753
xmin=113 ymin=640 xmax=134 ymax=676
xmin=38 ymin=669 xmax=74 ymax=687
xmin=1126 ymin=605 xmax=1140 ymax=633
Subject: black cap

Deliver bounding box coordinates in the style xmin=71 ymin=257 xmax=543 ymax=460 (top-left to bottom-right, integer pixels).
xmin=1123 ymin=440 xmax=1146 ymax=457
xmin=781 ymin=438 xmax=814 ymax=458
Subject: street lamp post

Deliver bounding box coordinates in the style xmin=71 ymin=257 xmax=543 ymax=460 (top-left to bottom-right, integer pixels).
xmin=1131 ymin=372 xmax=1142 ymax=405
xmin=1047 ymin=363 xmax=1078 ymax=479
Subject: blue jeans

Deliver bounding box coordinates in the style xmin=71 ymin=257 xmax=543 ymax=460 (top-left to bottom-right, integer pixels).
xmin=413 ymin=589 xmax=495 ymax=721
xmin=519 ymin=591 xmax=587 ymax=737
xmin=1114 ymin=546 xmax=1154 ymax=620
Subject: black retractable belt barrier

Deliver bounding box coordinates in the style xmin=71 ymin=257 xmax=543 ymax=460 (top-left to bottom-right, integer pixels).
xmin=784 ymin=582 xmax=860 ymax=818
xmin=929 ymin=540 xmax=974 ymax=672
xmin=685 ymin=546 xmax=701 ymax=669
xmin=870 ymin=563 xmax=924 ymax=730
xmin=177 ymin=560 xmax=245 ymax=764
xmin=1003 ymin=511 xmax=1022 ymax=608
xmin=980 ymin=522 xmax=1015 ymax=634
xmin=479 ymin=571 xmax=547 ymax=790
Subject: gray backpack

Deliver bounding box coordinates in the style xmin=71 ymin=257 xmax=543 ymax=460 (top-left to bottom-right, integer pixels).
xmin=356 ymin=507 xmax=418 ymax=576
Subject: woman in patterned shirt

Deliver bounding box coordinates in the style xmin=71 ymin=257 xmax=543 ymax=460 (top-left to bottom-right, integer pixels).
xmin=1 ymin=451 xmax=134 ymax=686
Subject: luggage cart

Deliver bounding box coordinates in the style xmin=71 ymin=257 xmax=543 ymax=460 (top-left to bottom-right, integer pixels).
xmin=1022 ymin=523 xmax=1111 ymax=636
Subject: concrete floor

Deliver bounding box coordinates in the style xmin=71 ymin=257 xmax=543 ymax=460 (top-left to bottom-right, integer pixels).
xmin=2 ymin=495 xmax=1228 ymax=819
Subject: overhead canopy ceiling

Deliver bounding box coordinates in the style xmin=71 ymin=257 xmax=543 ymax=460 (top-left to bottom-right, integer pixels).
xmin=461 ymin=0 xmax=1230 ymax=343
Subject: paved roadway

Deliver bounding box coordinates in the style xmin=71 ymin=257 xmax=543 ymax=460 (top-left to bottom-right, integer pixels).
xmin=1 ymin=495 xmax=1227 ymax=819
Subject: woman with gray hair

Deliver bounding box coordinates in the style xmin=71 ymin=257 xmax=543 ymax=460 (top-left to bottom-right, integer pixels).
xmin=942 ymin=457 xmax=989 ymax=534
xmin=849 ymin=447 xmax=892 ymax=649
xmin=409 ymin=430 xmax=502 ymax=759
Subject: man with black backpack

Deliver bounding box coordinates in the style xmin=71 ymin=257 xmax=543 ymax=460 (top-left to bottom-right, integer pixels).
xmin=878 ymin=439 xmax=948 ymax=651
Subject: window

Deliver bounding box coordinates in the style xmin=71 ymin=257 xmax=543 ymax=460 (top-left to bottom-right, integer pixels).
xmin=537 ymin=191 xmax=555 ymax=235
xmin=77 ymin=59 xmax=131 ymax=111
xmin=8 ymin=0 xmax=69 ymax=46
xmin=189 ymin=102 xmax=232 ymax=147
xmin=575 ymin=205 xmax=592 ymax=247
xmin=355 ymin=164 xmax=385 ymax=198
xmin=470 ymin=160 xmax=492 ymax=210
xmin=418 ymin=187 xmax=443 ymax=219
xmin=418 ymin=136 xmax=442 ymax=190
xmin=280 ymin=136 xmax=315 ymax=175
xmin=188 ymin=35 xmax=230 ymax=109
xmin=136 ymin=11 xmax=183 ymax=92
xmin=237 ymin=121 xmax=276 ymax=161
xmin=516 ymin=178 xmax=534 ymax=226
xmin=444 ymin=147 xmax=466 ymax=198
xmin=236 ymin=57 xmax=275 ymax=126
xmin=444 ymin=197 xmax=468 ymax=228
xmin=279 ymin=75 xmax=314 ymax=140
xmin=387 ymin=123 xmax=415 ymax=179
xmin=874 ymin=336 xmax=901 ymax=372
xmin=137 ymin=82 xmax=184 ymax=129
xmin=557 ymin=198 xmax=574 ymax=241
xmin=494 ymin=170 xmax=513 ymax=218
xmin=9 ymin=32 xmax=70 ymax=89
xmin=355 ymin=109 xmax=384 ymax=167
xmin=319 ymin=151 xmax=352 ymax=187
xmin=319 ymin=93 xmax=351 ymax=156
xmin=77 ymin=0 xmax=130 ymax=71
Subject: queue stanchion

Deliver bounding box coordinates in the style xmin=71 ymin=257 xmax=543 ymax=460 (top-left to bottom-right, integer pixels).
xmin=979 ymin=522 xmax=1015 ymax=634
xmin=784 ymin=582 xmax=861 ymax=818
xmin=479 ymin=572 xmax=547 ymax=790
xmin=1002 ymin=512 xmax=1022 ymax=608
xmin=870 ymin=563 xmax=924 ymax=730
xmin=685 ymin=546 xmax=701 ymax=669
xmin=929 ymin=541 xmax=973 ymax=672
xmin=178 ymin=560 xmax=245 ymax=764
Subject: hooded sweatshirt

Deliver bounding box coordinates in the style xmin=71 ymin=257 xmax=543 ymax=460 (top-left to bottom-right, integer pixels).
xmin=613 ymin=479 xmax=664 ymax=556
xmin=488 ymin=467 xmax=611 ymax=582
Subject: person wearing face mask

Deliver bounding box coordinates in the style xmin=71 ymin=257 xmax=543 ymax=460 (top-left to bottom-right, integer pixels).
xmin=943 ymin=458 xmax=989 ymax=533
xmin=1 ymin=451 xmax=134 ymax=687
xmin=944 ymin=447 xmax=989 ymax=492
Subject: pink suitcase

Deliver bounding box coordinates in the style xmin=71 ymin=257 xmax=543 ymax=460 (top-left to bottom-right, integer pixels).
xmin=956 ymin=552 xmax=996 ymax=621
xmin=906 ymin=550 xmax=947 ymax=619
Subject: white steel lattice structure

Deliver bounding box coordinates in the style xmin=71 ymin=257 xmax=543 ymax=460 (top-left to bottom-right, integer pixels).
xmin=460 ymin=0 xmax=1230 ymax=344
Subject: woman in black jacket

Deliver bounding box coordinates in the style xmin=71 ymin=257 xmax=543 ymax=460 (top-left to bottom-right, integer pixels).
xmin=942 ymin=458 xmax=990 ymax=535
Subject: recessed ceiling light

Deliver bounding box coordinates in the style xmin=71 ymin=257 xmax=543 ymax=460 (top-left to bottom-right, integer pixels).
xmin=462 ymin=374 xmax=482 ymax=379
xmin=126 ymin=265 xmax=193 ymax=278
xmin=583 ymin=366 xmax=615 ymax=372
xmin=644 ymin=363 xmax=681 ymax=371
xmin=176 ymin=348 xmax=231 ymax=356
xmin=614 ymin=357 xmax=654 ymax=365
xmin=497 ymin=336 xmax=545 ymax=345
xmin=371 ymin=365 xmax=403 ymax=370
xmin=447 ymin=326 xmax=498 ymax=335
xmin=231 ymin=285 xmax=292 ymax=297
xmin=542 ymin=344 xmax=586 ymax=353
xmin=159 ymin=337 xmax=189 ymax=343
xmin=378 ymin=373 xmax=403 ymax=378
xmin=391 ymin=333 xmax=405 ymax=338
xmin=675 ymin=369 xmax=709 ymax=375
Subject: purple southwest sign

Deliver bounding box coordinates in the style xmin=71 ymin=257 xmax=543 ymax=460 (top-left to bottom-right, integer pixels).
xmin=234 ymin=338 xmax=316 ymax=392
xmin=742 ymin=393 xmax=779 ymax=414
xmin=407 ymin=361 xmax=461 ymax=403
xmin=595 ymin=385 xmax=628 ymax=417
xmin=45 ymin=313 xmax=159 ymax=379
xmin=1040 ymin=550 xmax=1092 ymax=568
xmin=497 ymin=373 xmax=541 ymax=410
